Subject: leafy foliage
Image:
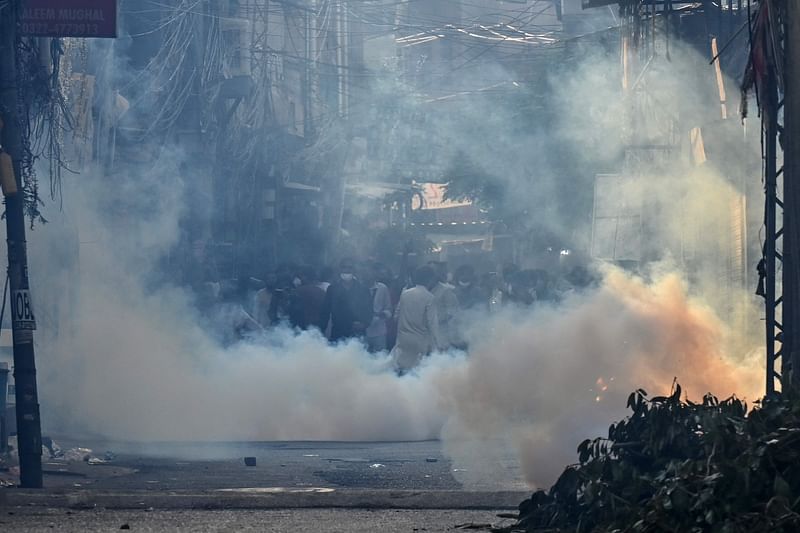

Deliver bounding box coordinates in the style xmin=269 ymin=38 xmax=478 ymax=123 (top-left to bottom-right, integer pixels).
xmin=498 ymin=384 xmax=800 ymax=533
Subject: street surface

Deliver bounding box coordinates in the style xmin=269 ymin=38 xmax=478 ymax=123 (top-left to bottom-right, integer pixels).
xmin=0 ymin=439 xmax=529 ymax=531
xmin=0 ymin=508 xmax=512 ymax=532
xmin=33 ymin=439 xmax=528 ymax=492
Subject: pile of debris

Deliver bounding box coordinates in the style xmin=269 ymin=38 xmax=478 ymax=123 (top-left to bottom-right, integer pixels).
xmin=41 ymin=439 xmax=115 ymax=464
xmin=498 ymin=384 xmax=800 ymax=533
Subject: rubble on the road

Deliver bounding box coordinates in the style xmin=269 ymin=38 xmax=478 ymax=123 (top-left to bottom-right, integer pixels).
xmin=42 ymin=437 xmax=63 ymax=458
xmin=0 ymin=464 xmax=19 ymax=487
xmin=62 ymin=447 xmax=94 ymax=462
xmin=50 ymin=445 xmax=114 ymax=465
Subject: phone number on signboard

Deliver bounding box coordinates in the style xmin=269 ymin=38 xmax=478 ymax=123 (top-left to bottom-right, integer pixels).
xmin=21 ymin=22 xmax=103 ymax=36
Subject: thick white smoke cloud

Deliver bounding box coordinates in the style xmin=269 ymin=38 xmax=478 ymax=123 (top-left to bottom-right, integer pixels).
xmin=26 ymin=166 xmax=759 ymax=489
xmin=438 ymin=268 xmax=761 ymax=487
xmin=30 ymin=164 xmax=449 ymax=444
xmin=15 ymin=29 xmax=763 ymax=491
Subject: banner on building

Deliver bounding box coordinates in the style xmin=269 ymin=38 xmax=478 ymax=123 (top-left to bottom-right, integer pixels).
xmin=412 ymin=183 xmax=473 ymax=211
xmin=21 ymin=0 xmax=117 ymax=38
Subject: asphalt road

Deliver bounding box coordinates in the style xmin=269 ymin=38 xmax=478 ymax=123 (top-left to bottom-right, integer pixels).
xmin=0 ymin=439 xmax=530 ymax=531
xmin=0 ymin=507 xmax=514 ymax=532
xmin=37 ymin=439 xmax=528 ymax=492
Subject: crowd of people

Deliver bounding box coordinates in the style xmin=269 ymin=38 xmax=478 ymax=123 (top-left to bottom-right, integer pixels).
xmin=195 ymin=258 xmax=595 ymax=373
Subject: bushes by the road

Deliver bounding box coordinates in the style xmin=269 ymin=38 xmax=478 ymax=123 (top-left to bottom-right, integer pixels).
xmin=499 ymin=384 xmax=800 ymax=533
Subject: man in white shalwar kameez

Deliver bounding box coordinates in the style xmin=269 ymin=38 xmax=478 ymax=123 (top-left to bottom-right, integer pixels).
xmin=390 ymin=266 xmax=442 ymax=374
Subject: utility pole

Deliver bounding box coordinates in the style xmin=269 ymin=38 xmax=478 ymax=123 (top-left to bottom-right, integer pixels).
xmin=323 ymin=0 xmax=349 ymax=263
xmin=0 ymin=0 xmax=44 ymax=488
xmin=747 ymin=0 xmax=788 ymax=396
xmin=784 ymin=0 xmax=800 ymax=388
xmin=305 ymin=0 xmax=318 ymax=138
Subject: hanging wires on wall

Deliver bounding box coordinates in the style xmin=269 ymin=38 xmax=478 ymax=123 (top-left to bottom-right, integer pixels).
xmin=14 ymin=31 xmax=75 ymax=225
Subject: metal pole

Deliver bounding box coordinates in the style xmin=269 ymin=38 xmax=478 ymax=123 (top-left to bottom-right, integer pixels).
xmin=784 ymin=0 xmax=800 ymax=387
xmin=336 ymin=0 xmax=346 ymax=117
xmin=764 ymin=64 xmax=779 ymax=396
xmin=0 ymin=0 xmax=43 ymax=488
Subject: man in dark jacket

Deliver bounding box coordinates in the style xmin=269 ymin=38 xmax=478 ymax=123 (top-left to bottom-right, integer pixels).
xmin=288 ymin=265 xmax=326 ymax=331
xmin=454 ymin=264 xmax=484 ymax=310
xmin=320 ymin=259 xmax=373 ymax=342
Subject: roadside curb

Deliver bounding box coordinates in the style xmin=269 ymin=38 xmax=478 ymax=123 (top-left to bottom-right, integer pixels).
xmin=0 ymin=489 xmax=529 ymax=510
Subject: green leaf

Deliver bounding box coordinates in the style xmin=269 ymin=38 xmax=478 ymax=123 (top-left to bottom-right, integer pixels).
xmin=627 ymin=392 xmax=636 ymax=410
xmin=671 ymin=383 xmax=682 ymax=403
xmin=774 ymin=474 xmax=793 ymax=500
xmin=578 ymin=439 xmax=591 ymax=463
xmin=577 ymin=439 xmax=590 ymax=454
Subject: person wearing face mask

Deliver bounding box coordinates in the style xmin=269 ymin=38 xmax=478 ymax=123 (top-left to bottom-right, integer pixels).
xmin=319 ymin=258 xmax=373 ymax=342
xmin=288 ymin=265 xmax=327 ymax=331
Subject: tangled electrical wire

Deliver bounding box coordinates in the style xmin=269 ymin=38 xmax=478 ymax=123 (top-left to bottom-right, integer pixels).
xmin=14 ymin=33 xmax=74 ymax=226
